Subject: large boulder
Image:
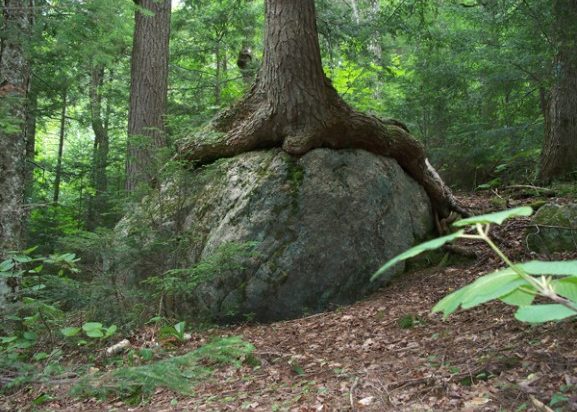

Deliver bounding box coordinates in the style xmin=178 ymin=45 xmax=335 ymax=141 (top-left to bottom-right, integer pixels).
xmin=118 ymin=148 xmax=433 ymax=321
xmin=527 ymin=203 xmax=577 ymax=254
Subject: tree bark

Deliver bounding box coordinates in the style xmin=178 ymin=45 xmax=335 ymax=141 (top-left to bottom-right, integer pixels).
xmin=53 ymin=88 xmax=67 ymax=204
xmin=179 ymin=0 xmax=465 ymax=218
xmin=87 ymin=65 xmax=110 ymax=229
xmin=0 ymin=0 xmax=32 ymax=257
xmin=126 ymin=0 xmax=171 ymax=193
xmin=539 ymin=0 xmax=577 ymax=182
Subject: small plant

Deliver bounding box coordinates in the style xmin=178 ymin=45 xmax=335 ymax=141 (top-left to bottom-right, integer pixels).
xmin=159 ymin=321 xmax=188 ymax=342
xmin=373 ymin=207 xmax=577 ymax=323
xmin=60 ymin=322 xmax=117 ymax=342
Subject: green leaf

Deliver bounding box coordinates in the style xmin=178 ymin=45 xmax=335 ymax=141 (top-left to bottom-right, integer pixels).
xmin=516 ymin=260 xmax=577 ymax=276
xmin=0 ymin=259 xmax=14 ymax=272
xmin=104 ymin=325 xmax=117 ymax=338
xmin=23 ymin=246 xmax=38 ymax=255
xmin=432 ymin=287 xmax=469 ymax=317
xmin=500 ymin=287 xmax=536 ymax=306
xmin=32 ymin=393 xmax=54 ymax=405
xmin=552 ymin=277 xmax=577 ymax=302
xmin=514 ymin=304 xmax=576 ymax=323
xmin=33 ymin=352 xmax=49 ymax=361
xmin=459 ymin=271 xmax=527 ymax=309
xmin=372 ymin=231 xmax=464 ymax=280
xmin=82 ymin=322 xmax=103 ymax=331
xmin=23 ymin=331 xmax=38 ymax=341
xmin=453 ymin=207 xmax=533 ymax=227
xmin=85 ymin=329 xmax=104 ymax=338
xmin=13 ymin=255 xmax=32 ymax=263
xmin=60 ymin=327 xmax=81 ymax=337
xmin=432 ymin=268 xmax=529 ymax=316
xmin=1 ymin=336 xmax=18 ymax=344
xmin=174 ymin=321 xmax=186 ymax=336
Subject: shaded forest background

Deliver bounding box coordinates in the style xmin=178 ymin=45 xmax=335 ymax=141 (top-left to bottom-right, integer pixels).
xmin=14 ymin=0 xmax=564 ymax=253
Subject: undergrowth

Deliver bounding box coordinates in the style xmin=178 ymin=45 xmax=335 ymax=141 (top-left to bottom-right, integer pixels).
xmin=70 ymin=336 xmax=255 ymax=403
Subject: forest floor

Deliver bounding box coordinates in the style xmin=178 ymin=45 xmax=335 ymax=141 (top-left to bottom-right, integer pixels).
xmin=3 ymin=193 xmax=577 ymax=411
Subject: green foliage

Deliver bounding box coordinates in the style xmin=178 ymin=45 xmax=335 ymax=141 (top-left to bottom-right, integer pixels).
xmin=144 ymin=241 xmax=259 ymax=314
xmin=159 ymin=321 xmax=188 ymax=342
xmin=59 ymin=322 xmax=117 ymax=340
xmin=374 ymin=207 xmax=577 ymax=324
xmin=71 ymin=336 xmax=255 ymax=402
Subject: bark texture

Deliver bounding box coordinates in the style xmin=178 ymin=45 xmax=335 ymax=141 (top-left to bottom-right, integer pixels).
xmin=53 ymin=89 xmax=67 ymax=204
xmin=87 ymin=66 xmax=109 ymax=229
xmin=539 ymin=0 xmax=577 ymax=182
xmin=0 ymin=0 xmax=32 ymax=257
xmin=179 ymin=0 xmax=464 ymax=218
xmin=126 ymin=0 xmax=171 ymax=192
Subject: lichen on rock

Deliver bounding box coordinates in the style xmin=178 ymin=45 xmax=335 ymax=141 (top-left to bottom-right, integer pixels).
xmin=117 ymin=148 xmax=434 ymax=321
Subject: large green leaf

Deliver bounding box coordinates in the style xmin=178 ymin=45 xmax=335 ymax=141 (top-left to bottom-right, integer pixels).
xmin=500 ymin=287 xmax=536 ymax=306
xmin=459 ymin=271 xmax=527 ymax=309
xmin=552 ymin=277 xmax=577 ymax=302
xmin=453 ymin=207 xmax=533 ymax=227
xmin=432 ymin=269 xmax=527 ymax=316
xmin=372 ymin=231 xmax=464 ymax=281
xmin=432 ymin=287 xmax=470 ymax=317
xmin=515 ymin=304 xmax=576 ymax=323
xmin=516 ymin=260 xmax=577 ymax=276
xmin=82 ymin=322 xmax=103 ymax=332
xmin=60 ymin=327 xmax=81 ymax=337
xmin=0 ymin=259 xmax=14 ymax=272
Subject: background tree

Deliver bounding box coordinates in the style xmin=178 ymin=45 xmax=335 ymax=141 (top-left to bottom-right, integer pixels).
xmin=539 ymin=0 xmax=577 ymax=182
xmin=126 ymin=0 xmax=171 ymax=193
xmin=180 ymin=0 xmax=463 ymax=217
xmin=0 ymin=0 xmax=33 ymax=256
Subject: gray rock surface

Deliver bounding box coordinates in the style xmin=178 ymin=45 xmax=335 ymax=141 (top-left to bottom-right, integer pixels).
xmin=527 ymin=203 xmax=577 ymax=254
xmin=119 ymin=148 xmax=434 ymax=321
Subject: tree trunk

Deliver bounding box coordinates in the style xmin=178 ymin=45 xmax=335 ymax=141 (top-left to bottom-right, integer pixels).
xmin=215 ymin=41 xmax=222 ymax=106
xmin=126 ymin=0 xmax=171 ymax=193
xmin=24 ymin=79 xmax=37 ymax=202
xmin=87 ymin=65 xmax=109 ymax=229
xmin=179 ymin=0 xmax=465 ymax=218
xmin=53 ymin=88 xmax=67 ymax=204
xmin=539 ymin=0 xmax=577 ymax=182
xmin=0 ymin=0 xmax=32 ymax=257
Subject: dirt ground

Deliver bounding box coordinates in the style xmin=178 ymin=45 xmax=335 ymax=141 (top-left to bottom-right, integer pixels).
xmin=3 ymin=193 xmax=577 ymax=411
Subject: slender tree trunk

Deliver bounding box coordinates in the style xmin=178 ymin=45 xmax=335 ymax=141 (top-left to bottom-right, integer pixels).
xmin=215 ymin=41 xmax=222 ymax=106
xmin=539 ymin=0 xmax=577 ymax=182
xmin=53 ymin=89 xmax=67 ymax=204
xmin=126 ymin=0 xmax=171 ymax=193
xmin=24 ymin=79 xmax=37 ymax=201
xmin=87 ymin=66 xmax=110 ymax=229
xmin=179 ymin=0 xmax=465 ymax=218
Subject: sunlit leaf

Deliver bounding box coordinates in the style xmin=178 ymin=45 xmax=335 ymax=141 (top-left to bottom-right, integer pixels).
xmin=453 ymin=207 xmax=533 ymax=227
xmin=515 ymin=304 xmax=576 ymax=323
xmin=516 ymin=260 xmax=577 ymax=276
xmin=500 ymin=287 xmax=536 ymax=306
xmin=372 ymin=231 xmax=464 ymax=280
xmin=60 ymin=327 xmax=81 ymax=337
xmin=552 ymin=277 xmax=577 ymax=302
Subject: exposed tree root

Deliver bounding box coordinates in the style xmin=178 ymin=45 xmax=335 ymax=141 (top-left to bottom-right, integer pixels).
xmin=178 ymin=89 xmax=468 ymax=219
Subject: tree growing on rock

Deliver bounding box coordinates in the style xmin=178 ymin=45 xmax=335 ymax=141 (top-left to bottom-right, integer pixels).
xmin=179 ymin=0 xmax=465 ymax=218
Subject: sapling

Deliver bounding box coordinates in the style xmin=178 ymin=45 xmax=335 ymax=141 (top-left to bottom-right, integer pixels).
xmin=373 ymin=207 xmax=577 ymax=323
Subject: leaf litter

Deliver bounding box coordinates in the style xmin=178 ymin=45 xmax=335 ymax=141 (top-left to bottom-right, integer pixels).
xmin=2 ymin=193 xmax=577 ymax=411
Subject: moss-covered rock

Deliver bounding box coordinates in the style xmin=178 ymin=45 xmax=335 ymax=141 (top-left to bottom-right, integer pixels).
xmin=527 ymin=203 xmax=577 ymax=253
xmin=117 ymin=148 xmax=434 ymax=321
